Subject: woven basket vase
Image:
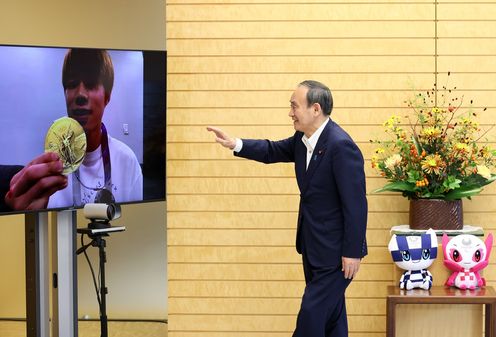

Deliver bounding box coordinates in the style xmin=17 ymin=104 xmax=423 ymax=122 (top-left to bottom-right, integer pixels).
xmin=409 ymin=199 xmax=463 ymax=230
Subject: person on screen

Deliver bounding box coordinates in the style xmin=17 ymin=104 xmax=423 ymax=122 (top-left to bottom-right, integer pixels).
xmin=207 ymin=80 xmax=367 ymax=337
xmin=48 ymin=48 xmax=143 ymax=208
xmin=1 ymin=153 xmax=67 ymax=211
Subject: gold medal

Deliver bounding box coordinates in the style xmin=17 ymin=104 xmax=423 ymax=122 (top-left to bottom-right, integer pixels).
xmin=45 ymin=117 xmax=87 ymax=174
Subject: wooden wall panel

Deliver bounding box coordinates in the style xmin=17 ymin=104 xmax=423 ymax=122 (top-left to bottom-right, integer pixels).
xmin=438 ymin=39 xmax=496 ymax=55
xmin=168 ymin=56 xmax=434 ymax=73
xmin=168 ymin=39 xmax=435 ymax=56
xmin=167 ymin=74 xmax=434 ymax=90
xmin=437 ymin=3 xmax=496 ymax=20
xmin=166 ymin=1 xmax=496 ymax=336
xmin=167 ymin=211 xmax=298 ymax=228
xmin=168 ymin=22 xmax=433 ymax=39
xmin=166 ymin=3 xmax=433 ymax=21
xmin=437 ymin=21 xmax=496 ymax=38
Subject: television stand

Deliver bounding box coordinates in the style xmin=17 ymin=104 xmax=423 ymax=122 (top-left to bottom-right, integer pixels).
xmin=77 ymin=221 xmax=125 ymax=337
xmin=25 ymin=210 xmax=78 ymax=337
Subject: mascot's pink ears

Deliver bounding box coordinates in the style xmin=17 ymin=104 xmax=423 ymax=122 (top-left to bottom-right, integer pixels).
xmin=442 ymin=233 xmax=450 ymax=257
xmin=485 ymin=233 xmax=493 ymax=260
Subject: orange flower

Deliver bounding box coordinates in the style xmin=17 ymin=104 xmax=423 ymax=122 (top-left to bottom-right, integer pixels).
xmin=421 ymin=154 xmax=445 ymax=175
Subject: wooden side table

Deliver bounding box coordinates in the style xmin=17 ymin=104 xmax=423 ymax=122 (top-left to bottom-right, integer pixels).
xmin=387 ymin=285 xmax=496 ymax=337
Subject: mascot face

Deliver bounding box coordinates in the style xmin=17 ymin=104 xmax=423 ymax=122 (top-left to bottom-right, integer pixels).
xmin=388 ymin=228 xmax=437 ymax=271
xmin=443 ymin=234 xmax=491 ymax=270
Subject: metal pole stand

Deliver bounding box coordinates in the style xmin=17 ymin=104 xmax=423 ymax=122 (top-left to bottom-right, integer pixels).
xmin=77 ymin=220 xmax=125 ymax=337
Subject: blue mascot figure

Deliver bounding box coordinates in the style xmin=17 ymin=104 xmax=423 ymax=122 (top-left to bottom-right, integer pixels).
xmin=388 ymin=228 xmax=438 ymax=290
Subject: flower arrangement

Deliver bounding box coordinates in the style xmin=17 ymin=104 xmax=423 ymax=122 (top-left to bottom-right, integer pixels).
xmin=372 ymin=79 xmax=496 ymax=200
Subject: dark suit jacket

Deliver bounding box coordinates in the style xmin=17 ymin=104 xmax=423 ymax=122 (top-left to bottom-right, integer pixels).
xmin=235 ymin=120 xmax=367 ymax=268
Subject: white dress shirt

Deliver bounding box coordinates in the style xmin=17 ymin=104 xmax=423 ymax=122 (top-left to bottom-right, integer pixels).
xmin=302 ymin=118 xmax=329 ymax=169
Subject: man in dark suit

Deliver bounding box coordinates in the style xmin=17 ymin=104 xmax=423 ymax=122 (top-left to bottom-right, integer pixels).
xmin=207 ymin=80 xmax=368 ymax=337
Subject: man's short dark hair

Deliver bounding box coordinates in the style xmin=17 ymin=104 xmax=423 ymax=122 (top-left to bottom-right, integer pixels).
xmin=299 ymin=80 xmax=333 ymax=116
xmin=62 ymin=48 xmax=114 ymax=95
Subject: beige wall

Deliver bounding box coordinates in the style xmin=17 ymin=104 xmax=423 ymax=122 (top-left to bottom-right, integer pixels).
xmin=0 ymin=0 xmax=165 ymax=50
xmin=0 ymin=0 xmax=166 ymax=319
xmin=166 ymin=1 xmax=496 ymax=336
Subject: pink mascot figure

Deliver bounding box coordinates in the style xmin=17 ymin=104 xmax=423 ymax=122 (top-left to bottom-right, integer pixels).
xmin=442 ymin=233 xmax=493 ymax=289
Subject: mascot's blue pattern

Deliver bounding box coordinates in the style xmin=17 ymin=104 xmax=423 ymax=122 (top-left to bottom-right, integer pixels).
xmin=399 ymin=269 xmax=432 ymax=290
xmin=388 ymin=229 xmax=438 ymax=290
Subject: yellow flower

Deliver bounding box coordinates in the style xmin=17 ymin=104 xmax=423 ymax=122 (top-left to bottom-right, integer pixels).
xmin=461 ymin=116 xmax=474 ymax=126
xmin=421 ymin=154 xmax=444 ymax=175
xmin=375 ymin=148 xmax=385 ymax=154
xmin=384 ymin=154 xmax=402 ymax=170
xmin=476 ymin=165 xmax=492 ymax=179
xmin=371 ymin=155 xmax=379 ymax=168
xmin=421 ymin=127 xmax=442 ymax=139
xmin=383 ymin=115 xmax=401 ymax=128
xmin=480 ymin=146 xmax=493 ymax=159
xmin=431 ymin=107 xmax=441 ymax=114
xmin=455 ymin=143 xmax=470 ymax=153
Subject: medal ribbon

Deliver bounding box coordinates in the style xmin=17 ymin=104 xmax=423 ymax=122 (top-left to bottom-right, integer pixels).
xmin=100 ymin=123 xmax=112 ymax=189
xmin=72 ymin=123 xmax=112 ymax=205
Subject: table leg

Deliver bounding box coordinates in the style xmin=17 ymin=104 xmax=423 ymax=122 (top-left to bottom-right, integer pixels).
xmin=387 ymin=298 xmax=395 ymax=337
xmin=486 ymin=303 xmax=495 ymax=337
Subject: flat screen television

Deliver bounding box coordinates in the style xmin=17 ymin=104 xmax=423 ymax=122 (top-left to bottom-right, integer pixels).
xmin=0 ymin=44 xmax=166 ymax=214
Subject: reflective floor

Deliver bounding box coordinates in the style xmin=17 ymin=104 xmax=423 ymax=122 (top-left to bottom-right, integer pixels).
xmin=0 ymin=320 xmax=167 ymax=337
